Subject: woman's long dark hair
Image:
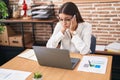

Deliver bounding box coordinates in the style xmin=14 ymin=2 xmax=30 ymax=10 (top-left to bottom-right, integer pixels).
xmin=59 ymin=2 xmax=84 ymax=23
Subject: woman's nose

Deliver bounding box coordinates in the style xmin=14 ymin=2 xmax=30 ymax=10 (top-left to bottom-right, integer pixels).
xmin=62 ymin=20 xmax=67 ymax=25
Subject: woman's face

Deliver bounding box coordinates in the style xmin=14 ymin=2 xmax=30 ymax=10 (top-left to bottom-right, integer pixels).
xmin=58 ymin=13 xmax=73 ymax=28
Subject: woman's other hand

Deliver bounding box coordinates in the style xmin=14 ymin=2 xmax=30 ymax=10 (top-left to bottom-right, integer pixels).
xmin=61 ymin=24 xmax=68 ymax=34
xmin=70 ymin=15 xmax=78 ymax=34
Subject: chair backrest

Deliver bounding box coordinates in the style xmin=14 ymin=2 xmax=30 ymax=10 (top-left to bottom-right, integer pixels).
xmin=90 ymin=35 xmax=96 ymax=54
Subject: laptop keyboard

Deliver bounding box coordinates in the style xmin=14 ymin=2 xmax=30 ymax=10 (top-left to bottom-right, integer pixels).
xmin=72 ymin=62 xmax=75 ymax=66
xmin=71 ymin=58 xmax=79 ymax=66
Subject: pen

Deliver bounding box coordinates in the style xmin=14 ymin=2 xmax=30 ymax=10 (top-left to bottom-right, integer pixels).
xmin=88 ymin=60 xmax=92 ymax=67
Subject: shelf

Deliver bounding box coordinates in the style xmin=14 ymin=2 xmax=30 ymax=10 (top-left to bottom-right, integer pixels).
xmin=25 ymin=41 xmax=47 ymax=49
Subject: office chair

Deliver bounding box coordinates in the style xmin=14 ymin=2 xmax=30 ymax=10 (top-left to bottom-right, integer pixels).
xmin=90 ymin=35 xmax=96 ymax=54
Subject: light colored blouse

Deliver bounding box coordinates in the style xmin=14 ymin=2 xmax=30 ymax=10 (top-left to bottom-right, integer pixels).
xmin=46 ymin=21 xmax=92 ymax=54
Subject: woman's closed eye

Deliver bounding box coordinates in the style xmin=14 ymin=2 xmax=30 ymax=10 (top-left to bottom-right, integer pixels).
xmin=57 ymin=14 xmax=73 ymax=23
xmin=59 ymin=18 xmax=72 ymax=22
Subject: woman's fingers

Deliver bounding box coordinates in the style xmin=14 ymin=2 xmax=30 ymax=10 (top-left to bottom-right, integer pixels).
xmin=70 ymin=15 xmax=77 ymax=31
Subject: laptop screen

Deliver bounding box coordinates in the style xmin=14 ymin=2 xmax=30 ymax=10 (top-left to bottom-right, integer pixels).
xmin=33 ymin=46 xmax=80 ymax=70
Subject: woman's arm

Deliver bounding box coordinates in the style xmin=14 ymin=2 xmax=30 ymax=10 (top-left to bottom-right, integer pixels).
xmin=46 ymin=22 xmax=64 ymax=48
xmin=71 ymin=22 xmax=92 ymax=54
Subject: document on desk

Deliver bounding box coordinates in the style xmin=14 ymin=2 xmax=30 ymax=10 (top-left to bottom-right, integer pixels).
xmin=78 ymin=56 xmax=108 ymax=74
xmin=18 ymin=49 xmax=37 ymax=61
xmin=0 ymin=68 xmax=31 ymax=80
xmin=96 ymin=45 xmax=106 ymax=51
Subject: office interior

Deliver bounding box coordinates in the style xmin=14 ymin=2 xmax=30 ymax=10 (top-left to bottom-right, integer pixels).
xmin=0 ymin=0 xmax=120 ymax=80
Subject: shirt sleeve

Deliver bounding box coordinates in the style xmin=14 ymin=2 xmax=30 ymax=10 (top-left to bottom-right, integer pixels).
xmin=71 ymin=23 xmax=92 ymax=54
xmin=46 ymin=22 xmax=64 ymax=48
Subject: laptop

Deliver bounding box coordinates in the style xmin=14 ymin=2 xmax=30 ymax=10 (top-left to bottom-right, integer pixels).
xmin=32 ymin=46 xmax=80 ymax=70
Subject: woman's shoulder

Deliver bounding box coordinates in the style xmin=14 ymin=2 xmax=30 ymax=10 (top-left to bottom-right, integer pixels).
xmin=81 ymin=22 xmax=91 ymax=26
xmin=77 ymin=22 xmax=92 ymax=31
xmin=78 ymin=22 xmax=92 ymax=28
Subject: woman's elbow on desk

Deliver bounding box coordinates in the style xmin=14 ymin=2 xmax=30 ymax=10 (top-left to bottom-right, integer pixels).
xmin=79 ymin=47 xmax=91 ymax=55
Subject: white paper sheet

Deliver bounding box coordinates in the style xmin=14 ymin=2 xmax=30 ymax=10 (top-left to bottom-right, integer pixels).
xmin=18 ymin=49 xmax=37 ymax=61
xmin=0 ymin=68 xmax=31 ymax=80
xmin=96 ymin=45 xmax=106 ymax=51
xmin=78 ymin=56 xmax=108 ymax=74
xmin=106 ymin=42 xmax=120 ymax=50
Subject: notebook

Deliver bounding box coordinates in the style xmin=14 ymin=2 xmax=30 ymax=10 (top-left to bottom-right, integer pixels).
xmin=32 ymin=46 xmax=80 ymax=70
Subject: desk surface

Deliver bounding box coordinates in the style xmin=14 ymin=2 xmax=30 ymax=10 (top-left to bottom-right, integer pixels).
xmin=1 ymin=49 xmax=112 ymax=80
xmin=96 ymin=50 xmax=120 ymax=55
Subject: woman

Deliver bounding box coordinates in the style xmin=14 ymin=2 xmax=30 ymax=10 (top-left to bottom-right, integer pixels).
xmin=46 ymin=2 xmax=92 ymax=54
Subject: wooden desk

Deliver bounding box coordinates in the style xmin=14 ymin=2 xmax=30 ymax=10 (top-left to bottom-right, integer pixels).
xmin=0 ymin=18 xmax=58 ymax=47
xmin=1 ymin=49 xmax=112 ymax=80
xmin=96 ymin=50 xmax=120 ymax=55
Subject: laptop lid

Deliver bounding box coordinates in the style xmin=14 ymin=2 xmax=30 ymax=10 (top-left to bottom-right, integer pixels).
xmin=32 ymin=46 xmax=80 ymax=70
